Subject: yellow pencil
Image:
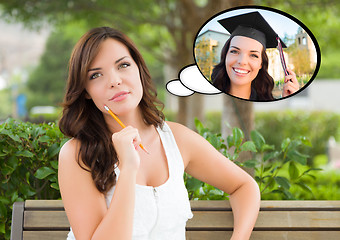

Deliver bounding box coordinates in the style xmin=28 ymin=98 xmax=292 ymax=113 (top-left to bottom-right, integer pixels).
xmin=104 ymin=105 xmax=149 ymax=154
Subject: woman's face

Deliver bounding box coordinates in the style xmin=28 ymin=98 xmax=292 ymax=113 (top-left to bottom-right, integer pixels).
xmin=225 ymin=36 xmax=263 ymax=89
xmin=85 ymin=38 xmax=143 ymax=116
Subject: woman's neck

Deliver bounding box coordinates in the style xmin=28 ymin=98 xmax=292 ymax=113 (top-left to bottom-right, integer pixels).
xmin=229 ymin=84 xmax=252 ymax=99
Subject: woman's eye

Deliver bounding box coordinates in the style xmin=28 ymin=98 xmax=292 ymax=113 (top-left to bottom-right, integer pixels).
xmin=251 ymin=54 xmax=259 ymax=58
xmin=89 ymin=72 xmax=102 ymax=80
xmin=229 ymin=50 xmax=238 ymax=54
xmin=118 ymin=62 xmax=130 ymax=69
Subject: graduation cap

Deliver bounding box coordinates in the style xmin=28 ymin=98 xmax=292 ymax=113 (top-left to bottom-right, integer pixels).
xmin=218 ymin=11 xmax=289 ymax=75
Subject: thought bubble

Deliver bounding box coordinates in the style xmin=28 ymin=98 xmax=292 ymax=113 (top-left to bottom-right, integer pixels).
xmin=165 ymin=6 xmax=320 ymax=102
xmin=166 ymin=64 xmax=221 ymax=96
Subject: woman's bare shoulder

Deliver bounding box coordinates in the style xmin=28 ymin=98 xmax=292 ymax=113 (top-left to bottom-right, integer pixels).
xmin=165 ymin=121 xmax=204 ymax=165
xmin=166 ymin=121 xmax=193 ymax=136
xmin=58 ymin=138 xmax=89 ymax=171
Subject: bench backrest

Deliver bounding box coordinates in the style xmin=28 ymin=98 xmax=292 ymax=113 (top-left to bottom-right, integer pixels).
xmin=11 ymin=200 xmax=340 ymax=240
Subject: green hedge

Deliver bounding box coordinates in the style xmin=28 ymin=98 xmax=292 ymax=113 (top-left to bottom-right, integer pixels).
xmin=0 ymin=119 xmax=67 ymax=239
xmin=255 ymin=111 xmax=340 ymax=165
xmin=1 ymin=112 xmax=340 ymax=238
xmin=199 ymin=110 xmax=340 ymax=163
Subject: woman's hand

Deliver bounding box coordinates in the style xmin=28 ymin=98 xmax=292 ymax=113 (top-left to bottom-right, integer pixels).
xmin=112 ymin=126 xmax=141 ymax=172
xmin=282 ymin=69 xmax=300 ymax=97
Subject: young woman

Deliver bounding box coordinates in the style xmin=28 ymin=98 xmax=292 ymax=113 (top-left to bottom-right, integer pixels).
xmin=211 ymin=12 xmax=299 ymax=101
xmin=58 ymin=27 xmax=260 ymax=240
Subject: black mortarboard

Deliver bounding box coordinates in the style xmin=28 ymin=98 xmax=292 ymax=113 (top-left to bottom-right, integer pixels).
xmin=218 ymin=11 xmax=287 ymax=49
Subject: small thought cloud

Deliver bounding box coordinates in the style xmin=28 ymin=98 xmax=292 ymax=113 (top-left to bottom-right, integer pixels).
xmin=166 ymin=64 xmax=221 ymax=96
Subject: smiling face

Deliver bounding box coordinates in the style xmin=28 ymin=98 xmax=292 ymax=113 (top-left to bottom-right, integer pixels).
xmin=225 ymin=36 xmax=263 ymax=98
xmin=85 ymin=38 xmax=143 ymax=116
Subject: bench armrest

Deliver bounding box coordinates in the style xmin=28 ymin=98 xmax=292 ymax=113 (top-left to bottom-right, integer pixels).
xmin=11 ymin=201 xmax=24 ymax=240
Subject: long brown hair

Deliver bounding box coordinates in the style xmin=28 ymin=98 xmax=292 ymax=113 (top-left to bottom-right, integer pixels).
xmin=211 ymin=36 xmax=274 ymax=101
xmin=59 ymin=27 xmax=164 ymax=193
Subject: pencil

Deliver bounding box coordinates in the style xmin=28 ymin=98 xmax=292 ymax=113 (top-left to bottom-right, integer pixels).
xmin=104 ymin=105 xmax=150 ymax=154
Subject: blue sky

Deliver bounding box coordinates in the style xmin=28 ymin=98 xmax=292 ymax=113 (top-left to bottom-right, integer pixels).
xmin=198 ymin=8 xmax=301 ymax=41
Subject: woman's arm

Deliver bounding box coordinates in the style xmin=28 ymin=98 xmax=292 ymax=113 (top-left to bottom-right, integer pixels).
xmin=168 ymin=122 xmax=260 ymax=240
xmin=58 ymin=127 xmax=141 ymax=240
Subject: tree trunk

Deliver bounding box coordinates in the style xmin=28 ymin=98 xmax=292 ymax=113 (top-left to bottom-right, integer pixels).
xmin=172 ymin=0 xmax=254 ymax=128
xmin=222 ymin=95 xmax=255 ymax=175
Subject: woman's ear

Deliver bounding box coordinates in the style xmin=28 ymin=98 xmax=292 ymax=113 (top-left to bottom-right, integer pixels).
xmin=85 ymin=91 xmax=91 ymax=99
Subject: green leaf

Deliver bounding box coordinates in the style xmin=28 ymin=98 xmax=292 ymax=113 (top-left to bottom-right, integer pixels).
xmin=208 ymin=134 xmax=219 ymax=149
xmin=1 ymin=129 xmax=21 ymax=142
xmin=274 ymin=176 xmax=291 ymax=190
xmin=208 ymin=188 xmax=224 ymax=196
xmin=51 ymin=183 xmax=59 ymax=190
xmin=261 ymin=144 xmax=275 ymax=152
xmin=186 ymin=177 xmax=203 ymax=192
xmin=263 ymin=151 xmax=280 ymax=162
xmin=232 ymin=127 xmax=244 ymax=147
xmin=226 ymin=135 xmax=234 ymax=148
xmin=0 ymin=221 xmax=5 ymax=234
xmin=295 ymin=181 xmax=313 ymax=194
xmin=1 ymin=166 xmax=14 ymax=176
xmin=33 ymin=126 xmax=46 ymax=138
xmin=19 ymin=184 xmax=36 ymax=197
xmin=230 ymin=153 xmax=239 ymax=162
xmin=289 ymin=161 xmax=299 ymax=180
xmin=34 ymin=167 xmax=55 ymax=179
xmin=0 ymin=197 xmax=10 ymax=205
xmin=38 ymin=135 xmax=50 ymax=143
xmin=0 ymin=202 xmax=7 ymax=219
xmin=299 ymin=136 xmax=312 ymax=147
xmin=11 ymin=191 xmax=18 ymax=202
xmin=194 ymin=118 xmax=204 ymax=134
xmin=7 ymin=155 xmax=18 ymax=170
xmin=243 ymin=159 xmax=257 ymax=168
xmin=16 ymin=150 xmax=34 ymax=158
xmin=302 ymin=168 xmax=323 ymax=175
xmin=287 ymin=150 xmax=308 ymax=165
xmin=250 ymin=130 xmax=265 ymax=152
xmin=50 ymin=160 xmax=59 ymax=170
xmin=281 ymin=138 xmax=291 ymax=151
xmin=48 ymin=143 xmax=60 ymax=158
xmin=240 ymin=141 xmax=257 ymax=152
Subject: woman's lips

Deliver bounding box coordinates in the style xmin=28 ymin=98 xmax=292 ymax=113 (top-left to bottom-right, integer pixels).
xmin=109 ymin=91 xmax=129 ymax=102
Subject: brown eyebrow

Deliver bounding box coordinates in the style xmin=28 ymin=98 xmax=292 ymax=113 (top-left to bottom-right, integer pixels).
xmin=115 ymin=56 xmax=129 ymax=64
xmin=88 ymin=67 xmax=101 ymax=72
xmin=230 ymin=46 xmax=260 ymax=53
xmin=88 ymin=56 xmax=130 ymax=72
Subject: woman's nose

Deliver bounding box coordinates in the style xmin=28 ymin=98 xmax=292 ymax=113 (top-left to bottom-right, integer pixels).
xmin=237 ymin=54 xmax=247 ymax=65
xmin=108 ymin=70 xmax=122 ymax=88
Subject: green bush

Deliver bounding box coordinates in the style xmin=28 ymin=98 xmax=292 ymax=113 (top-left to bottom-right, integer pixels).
xmin=1 ymin=113 xmax=339 ymax=238
xmin=203 ymin=110 xmax=340 ymax=163
xmin=185 ymin=119 xmax=320 ymax=200
xmin=0 ymin=118 xmax=67 ymax=239
xmin=255 ymin=111 xmax=340 ymax=164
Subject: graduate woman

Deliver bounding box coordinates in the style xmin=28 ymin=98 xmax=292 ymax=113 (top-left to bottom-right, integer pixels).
xmin=58 ymin=27 xmax=260 ymax=240
xmin=211 ymin=11 xmax=300 ymax=101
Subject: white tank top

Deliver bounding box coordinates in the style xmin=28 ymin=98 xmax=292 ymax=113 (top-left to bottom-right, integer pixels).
xmin=67 ymin=122 xmax=193 ymax=239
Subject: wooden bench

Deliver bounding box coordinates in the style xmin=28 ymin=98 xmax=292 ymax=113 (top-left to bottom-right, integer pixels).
xmin=11 ymin=200 xmax=340 ymax=240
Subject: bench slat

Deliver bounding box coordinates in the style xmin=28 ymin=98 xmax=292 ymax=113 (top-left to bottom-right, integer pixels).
xmin=25 ymin=200 xmax=64 ymax=210
xmin=21 ymin=231 xmax=340 ymax=240
xmin=24 ymin=211 xmax=70 ymax=229
xmin=24 ymin=210 xmax=340 ymax=230
xmin=190 ymin=200 xmax=340 ymax=210
xmin=25 ymin=200 xmax=340 ymax=210
xmin=12 ymin=200 xmax=340 ymax=240
xmin=186 ymin=231 xmax=340 ymax=240
xmin=187 ymin=211 xmax=340 ymax=229
xmin=23 ymin=231 xmax=69 ymax=240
